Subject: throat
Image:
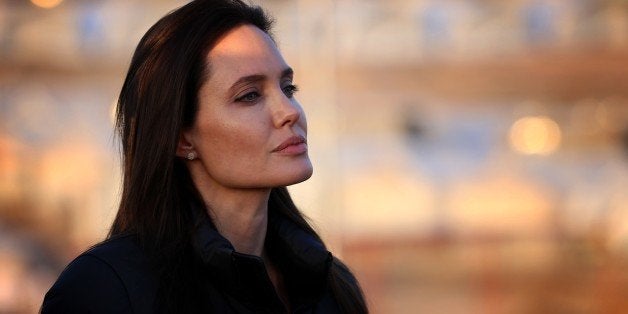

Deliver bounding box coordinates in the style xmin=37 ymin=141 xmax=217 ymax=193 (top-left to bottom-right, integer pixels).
xmin=217 ymin=212 xmax=267 ymax=256
xmin=201 ymin=188 xmax=271 ymax=256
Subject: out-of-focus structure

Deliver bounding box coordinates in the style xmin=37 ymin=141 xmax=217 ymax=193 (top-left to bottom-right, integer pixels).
xmin=1 ymin=0 xmax=627 ymax=313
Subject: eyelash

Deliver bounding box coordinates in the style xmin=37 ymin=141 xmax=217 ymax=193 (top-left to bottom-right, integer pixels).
xmin=235 ymin=91 xmax=261 ymax=103
xmin=234 ymin=84 xmax=299 ymax=103
xmin=283 ymin=84 xmax=299 ymax=98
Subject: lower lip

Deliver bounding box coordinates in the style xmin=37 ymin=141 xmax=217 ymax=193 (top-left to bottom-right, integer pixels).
xmin=275 ymin=143 xmax=307 ymax=155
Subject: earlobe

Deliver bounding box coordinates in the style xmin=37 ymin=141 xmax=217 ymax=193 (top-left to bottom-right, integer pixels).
xmin=176 ymin=131 xmax=196 ymax=159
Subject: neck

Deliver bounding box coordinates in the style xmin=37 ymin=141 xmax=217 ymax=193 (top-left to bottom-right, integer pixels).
xmin=211 ymin=189 xmax=270 ymax=256
xmin=194 ymin=181 xmax=271 ymax=256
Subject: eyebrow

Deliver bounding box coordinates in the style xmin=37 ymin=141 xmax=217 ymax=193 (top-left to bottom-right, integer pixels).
xmin=228 ymin=68 xmax=294 ymax=95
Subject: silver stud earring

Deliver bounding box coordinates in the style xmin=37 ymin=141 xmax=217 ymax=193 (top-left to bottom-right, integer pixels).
xmin=186 ymin=152 xmax=196 ymax=160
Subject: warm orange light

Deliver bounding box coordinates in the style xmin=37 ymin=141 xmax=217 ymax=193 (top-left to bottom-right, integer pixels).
xmin=448 ymin=176 xmax=552 ymax=236
xmin=344 ymin=166 xmax=435 ymax=236
xmin=109 ymin=100 xmax=118 ymax=126
xmin=30 ymin=0 xmax=63 ymax=9
xmin=509 ymin=116 xmax=561 ymax=155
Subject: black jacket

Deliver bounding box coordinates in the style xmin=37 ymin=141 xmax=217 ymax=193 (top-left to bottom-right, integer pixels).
xmin=41 ymin=214 xmax=350 ymax=313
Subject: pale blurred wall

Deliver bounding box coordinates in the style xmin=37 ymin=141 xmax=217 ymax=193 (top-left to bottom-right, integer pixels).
xmin=1 ymin=0 xmax=628 ymax=313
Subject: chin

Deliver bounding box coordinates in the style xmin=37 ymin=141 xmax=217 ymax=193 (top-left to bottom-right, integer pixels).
xmin=281 ymin=163 xmax=313 ymax=186
xmin=275 ymin=162 xmax=313 ymax=187
xmin=291 ymin=166 xmax=314 ymax=185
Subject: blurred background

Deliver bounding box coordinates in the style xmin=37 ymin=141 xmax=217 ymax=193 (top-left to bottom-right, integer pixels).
xmin=1 ymin=0 xmax=627 ymax=313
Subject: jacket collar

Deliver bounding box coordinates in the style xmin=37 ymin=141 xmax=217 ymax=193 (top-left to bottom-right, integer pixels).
xmin=192 ymin=210 xmax=332 ymax=307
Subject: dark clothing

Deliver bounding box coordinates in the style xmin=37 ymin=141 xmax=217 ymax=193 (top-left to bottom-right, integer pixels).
xmin=41 ymin=214 xmax=346 ymax=313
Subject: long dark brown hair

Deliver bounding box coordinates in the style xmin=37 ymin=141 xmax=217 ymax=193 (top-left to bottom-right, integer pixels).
xmin=110 ymin=0 xmax=367 ymax=312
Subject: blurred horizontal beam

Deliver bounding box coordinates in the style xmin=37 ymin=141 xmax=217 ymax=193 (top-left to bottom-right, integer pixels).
xmin=338 ymin=48 xmax=628 ymax=102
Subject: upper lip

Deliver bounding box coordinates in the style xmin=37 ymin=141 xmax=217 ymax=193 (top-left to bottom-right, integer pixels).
xmin=272 ymin=135 xmax=306 ymax=152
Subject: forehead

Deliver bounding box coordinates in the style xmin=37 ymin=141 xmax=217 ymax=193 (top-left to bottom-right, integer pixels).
xmin=205 ymin=24 xmax=288 ymax=82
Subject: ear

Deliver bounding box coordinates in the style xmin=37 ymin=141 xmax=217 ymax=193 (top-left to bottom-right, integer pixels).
xmin=176 ymin=130 xmax=195 ymax=158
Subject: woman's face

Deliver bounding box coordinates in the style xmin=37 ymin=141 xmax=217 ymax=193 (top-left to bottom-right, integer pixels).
xmin=181 ymin=24 xmax=312 ymax=190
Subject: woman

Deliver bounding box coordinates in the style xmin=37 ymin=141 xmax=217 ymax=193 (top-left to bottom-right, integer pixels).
xmin=41 ymin=0 xmax=367 ymax=313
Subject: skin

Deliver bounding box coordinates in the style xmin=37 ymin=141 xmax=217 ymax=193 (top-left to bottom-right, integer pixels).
xmin=176 ymin=24 xmax=312 ymax=308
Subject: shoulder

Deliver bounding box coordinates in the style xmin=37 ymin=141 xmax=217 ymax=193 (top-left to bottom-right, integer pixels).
xmin=328 ymin=257 xmax=369 ymax=314
xmin=331 ymin=257 xmax=360 ymax=286
xmin=41 ymin=235 xmax=157 ymax=314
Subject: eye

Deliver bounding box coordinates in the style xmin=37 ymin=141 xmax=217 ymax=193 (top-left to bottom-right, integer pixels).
xmin=282 ymin=84 xmax=299 ymax=98
xmin=235 ymin=91 xmax=261 ymax=103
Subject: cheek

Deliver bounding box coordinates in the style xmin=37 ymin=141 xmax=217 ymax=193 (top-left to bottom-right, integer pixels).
xmin=197 ymin=117 xmax=268 ymax=164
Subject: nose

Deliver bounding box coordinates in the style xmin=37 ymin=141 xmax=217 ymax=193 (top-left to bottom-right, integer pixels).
xmin=272 ymin=93 xmax=301 ymax=128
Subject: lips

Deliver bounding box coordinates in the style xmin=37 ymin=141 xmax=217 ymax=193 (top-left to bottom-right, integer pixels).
xmin=272 ymin=135 xmax=307 ymax=153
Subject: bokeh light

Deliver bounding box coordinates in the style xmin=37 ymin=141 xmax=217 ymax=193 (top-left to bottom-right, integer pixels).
xmin=509 ymin=116 xmax=562 ymax=155
xmin=30 ymin=0 xmax=63 ymax=9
